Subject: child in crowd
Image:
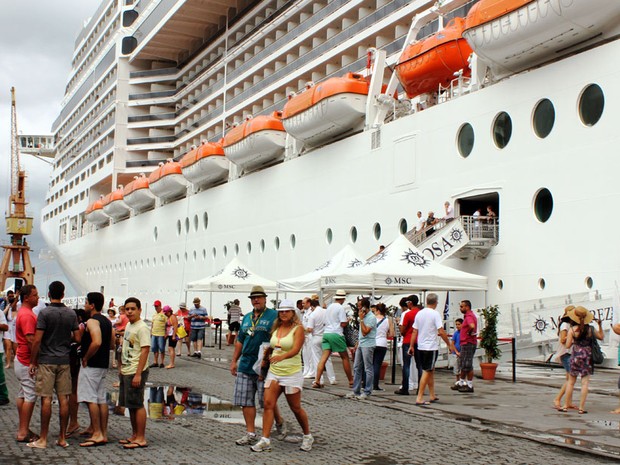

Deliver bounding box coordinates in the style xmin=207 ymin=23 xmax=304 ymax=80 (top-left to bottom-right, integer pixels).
xmin=450 ymin=319 xmax=463 ymax=386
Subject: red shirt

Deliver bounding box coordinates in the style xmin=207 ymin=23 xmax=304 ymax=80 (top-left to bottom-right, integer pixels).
xmin=15 ymin=305 xmax=37 ymax=365
xmin=114 ymin=314 xmax=129 ymax=332
xmin=460 ymin=310 xmax=478 ymax=345
xmin=401 ymin=307 xmax=420 ymax=343
xmin=176 ymin=308 xmax=191 ymax=331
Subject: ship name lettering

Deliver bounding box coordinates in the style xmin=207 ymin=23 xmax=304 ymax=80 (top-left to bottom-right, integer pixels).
xmin=422 ymin=237 xmax=456 ymax=261
xmin=324 ymin=277 xmax=336 ymax=284
xmin=391 ymin=277 xmax=412 ymax=284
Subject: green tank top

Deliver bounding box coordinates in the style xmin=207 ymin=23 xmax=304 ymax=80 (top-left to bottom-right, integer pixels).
xmin=269 ymin=325 xmax=301 ymax=376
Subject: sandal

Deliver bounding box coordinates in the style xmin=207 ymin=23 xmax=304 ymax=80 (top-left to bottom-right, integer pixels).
xmin=558 ymin=407 xmax=568 ymax=413
xmin=311 ymin=382 xmax=324 ymax=389
xmin=578 ymin=409 xmax=588 ymax=414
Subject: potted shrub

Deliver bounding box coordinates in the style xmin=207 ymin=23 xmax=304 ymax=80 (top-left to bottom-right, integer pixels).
xmin=478 ymin=304 xmax=501 ymax=380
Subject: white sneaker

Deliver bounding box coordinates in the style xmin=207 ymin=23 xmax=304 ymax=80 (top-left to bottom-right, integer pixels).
xmin=250 ymin=437 xmax=272 ymax=452
xmin=300 ymin=434 xmax=314 ymax=452
xmin=345 ymin=392 xmax=358 ymax=399
xmin=329 ymin=379 xmax=338 ymax=385
xmin=235 ymin=433 xmax=257 ymax=446
xmin=357 ymin=393 xmax=369 ymax=400
xmin=275 ymin=420 xmax=288 ymax=440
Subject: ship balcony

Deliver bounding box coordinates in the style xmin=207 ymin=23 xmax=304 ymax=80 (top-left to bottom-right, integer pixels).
xmin=19 ymin=135 xmax=55 ymax=158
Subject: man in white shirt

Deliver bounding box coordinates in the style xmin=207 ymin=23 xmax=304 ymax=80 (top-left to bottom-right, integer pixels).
xmin=415 ymin=211 xmax=426 ymax=233
xmin=409 ymin=293 xmax=450 ymax=405
xmin=313 ymin=290 xmax=353 ymax=388
xmin=306 ymin=298 xmax=336 ymax=385
xmin=301 ymin=298 xmax=315 ymax=378
xmin=444 ymin=201 xmax=454 ymax=220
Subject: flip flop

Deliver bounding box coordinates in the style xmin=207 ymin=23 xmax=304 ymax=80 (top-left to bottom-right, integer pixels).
xmin=118 ymin=438 xmax=134 ymax=445
xmin=578 ymin=409 xmax=588 ymax=415
xmin=311 ymin=382 xmax=324 ymax=389
xmin=429 ymin=398 xmax=439 ymax=403
xmin=79 ymin=430 xmax=93 ymax=437
xmin=65 ymin=427 xmax=80 ymax=438
xmin=80 ymin=440 xmax=106 ymax=447
xmin=415 ymin=401 xmax=430 ymax=406
xmin=123 ymin=442 xmax=148 ymax=449
xmin=26 ymin=441 xmax=46 ymax=449
xmin=55 ymin=440 xmax=70 ymax=449
xmin=16 ymin=431 xmax=39 ymax=443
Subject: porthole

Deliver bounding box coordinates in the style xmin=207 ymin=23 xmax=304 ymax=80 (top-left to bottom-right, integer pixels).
xmin=184 ymin=252 xmax=188 ymax=262
xmin=185 ymin=218 xmax=190 ymax=234
xmin=492 ymin=111 xmax=512 ymax=149
xmin=585 ymin=276 xmax=593 ymax=289
xmin=176 ymin=254 xmax=180 ymax=264
xmin=350 ymin=226 xmax=358 ymax=243
xmin=538 ymin=278 xmax=546 ymax=290
xmin=578 ymin=84 xmax=604 ymax=127
xmin=234 ymin=243 xmax=239 ymax=256
xmin=176 ymin=220 xmax=181 ymax=236
xmin=326 ymin=228 xmax=333 ymax=244
xmin=532 ymin=99 xmax=555 ymax=138
xmin=202 ymin=249 xmax=206 ymax=260
xmin=247 ymin=242 xmax=252 ymax=254
xmin=398 ymin=218 xmax=408 ymax=234
xmin=274 ymin=237 xmax=280 ymax=250
xmin=203 ymin=212 xmax=209 ymax=230
xmin=193 ymin=215 xmax=199 ymax=232
xmin=533 ymin=188 xmax=553 ymax=223
xmin=497 ymin=279 xmax=504 ymax=291
xmin=160 ymin=256 xmax=164 ymax=265
xmin=373 ymin=222 xmax=382 ymax=240
xmin=290 ymin=234 xmax=296 ymax=249
xmin=212 ymin=248 xmax=217 ymax=259
xmin=260 ymin=239 xmax=265 ymax=252
xmin=457 ymin=123 xmax=474 ymax=158
xmin=168 ymin=255 xmax=172 ymax=264
xmin=153 ymin=226 xmax=158 ymax=241
xmin=193 ymin=250 xmax=197 ymax=261
xmin=223 ymin=245 xmax=228 ymax=257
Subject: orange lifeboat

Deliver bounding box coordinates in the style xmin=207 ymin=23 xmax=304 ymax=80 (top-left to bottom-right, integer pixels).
xmin=181 ymin=141 xmax=229 ymax=188
xmin=85 ymin=199 xmax=109 ymax=226
xmin=101 ymin=187 xmax=131 ymax=221
xmin=148 ymin=160 xmax=187 ymax=202
xmin=395 ymin=18 xmax=472 ymax=98
xmin=282 ymin=73 xmax=370 ymax=147
xmin=123 ymin=174 xmax=156 ymax=212
xmin=223 ymin=113 xmax=286 ymax=172
xmin=462 ymin=0 xmax=620 ymax=77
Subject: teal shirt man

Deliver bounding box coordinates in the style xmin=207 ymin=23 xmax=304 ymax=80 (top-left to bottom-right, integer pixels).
xmin=236 ymin=308 xmax=277 ymax=374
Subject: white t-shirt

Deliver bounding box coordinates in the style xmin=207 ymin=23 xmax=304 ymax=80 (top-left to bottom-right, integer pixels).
xmin=416 ymin=216 xmax=426 ymax=232
xmin=324 ymin=302 xmax=347 ymax=335
xmin=413 ymin=307 xmax=442 ymax=351
xmin=307 ymin=306 xmax=327 ymax=337
xmin=445 ymin=205 xmax=454 ymax=219
xmin=559 ymin=321 xmax=572 ymax=355
xmin=0 ymin=310 xmax=7 ymax=351
xmin=375 ymin=316 xmax=390 ymax=348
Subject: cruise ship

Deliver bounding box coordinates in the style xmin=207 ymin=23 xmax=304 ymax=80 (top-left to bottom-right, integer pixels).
xmin=35 ymin=0 xmax=620 ymax=345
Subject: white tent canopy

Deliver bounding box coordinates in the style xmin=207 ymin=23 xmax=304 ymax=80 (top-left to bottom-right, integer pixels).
xmin=186 ymin=257 xmax=277 ymax=293
xmin=277 ymin=244 xmax=365 ymax=292
xmin=321 ymin=235 xmax=487 ymax=293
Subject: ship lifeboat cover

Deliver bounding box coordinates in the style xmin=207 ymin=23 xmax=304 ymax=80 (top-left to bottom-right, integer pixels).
xmin=395 ymin=18 xmax=472 ymax=98
xmin=222 ymin=112 xmax=287 ymax=172
xmin=101 ymin=188 xmax=130 ymax=220
xmin=148 ymin=161 xmax=187 ymax=201
xmin=123 ymin=175 xmax=156 ymax=212
xmin=180 ymin=141 xmax=229 ymax=188
xmin=85 ymin=199 xmax=109 ymax=226
xmin=282 ymin=73 xmax=370 ymax=147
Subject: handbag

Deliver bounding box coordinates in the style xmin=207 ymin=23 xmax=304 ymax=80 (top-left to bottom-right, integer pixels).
xmin=590 ymin=326 xmax=604 ymax=365
xmin=343 ymin=323 xmax=359 ymax=348
xmin=176 ymin=324 xmax=188 ymax=339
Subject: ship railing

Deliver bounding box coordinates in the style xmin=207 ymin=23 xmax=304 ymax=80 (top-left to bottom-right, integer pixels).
xmin=438 ymin=75 xmax=472 ymax=104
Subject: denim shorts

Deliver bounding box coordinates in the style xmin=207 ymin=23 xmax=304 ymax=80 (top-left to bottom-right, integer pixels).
xmin=150 ymin=335 xmax=166 ymax=353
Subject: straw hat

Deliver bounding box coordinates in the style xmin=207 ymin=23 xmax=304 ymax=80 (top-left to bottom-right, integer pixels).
xmin=276 ymin=299 xmax=296 ymax=312
xmin=248 ymin=285 xmax=268 ymax=298
xmin=568 ymin=306 xmax=593 ymax=325
xmin=334 ymin=290 xmax=347 ymax=299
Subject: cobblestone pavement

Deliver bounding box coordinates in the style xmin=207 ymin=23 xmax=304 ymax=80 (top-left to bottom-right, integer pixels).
xmin=2 ymin=346 xmax=619 ymax=465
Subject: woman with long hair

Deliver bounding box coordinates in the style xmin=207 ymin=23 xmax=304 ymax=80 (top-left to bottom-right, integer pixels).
xmin=561 ymin=306 xmax=604 ymax=414
xmin=553 ymin=305 xmax=575 ymax=409
xmin=251 ymin=299 xmax=313 ymax=453
xmin=372 ymin=303 xmax=394 ymax=391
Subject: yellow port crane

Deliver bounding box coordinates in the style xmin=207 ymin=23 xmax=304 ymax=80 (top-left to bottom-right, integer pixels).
xmin=0 ymin=87 xmax=34 ymax=290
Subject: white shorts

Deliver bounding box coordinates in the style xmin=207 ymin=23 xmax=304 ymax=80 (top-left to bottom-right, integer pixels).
xmin=77 ymin=366 xmax=108 ymax=404
xmin=14 ymin=359 xmax=36 ymax=402
xmin=265 ymin=370 xmax=304 ymax=394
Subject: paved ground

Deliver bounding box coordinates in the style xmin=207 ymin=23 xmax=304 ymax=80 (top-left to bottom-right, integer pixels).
xmin=2 ymin=344 xmax=620 ymax=465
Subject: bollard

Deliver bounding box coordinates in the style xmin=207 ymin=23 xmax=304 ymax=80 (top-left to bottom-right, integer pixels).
xmin=512 ymin=337 xmax=516 ymax=383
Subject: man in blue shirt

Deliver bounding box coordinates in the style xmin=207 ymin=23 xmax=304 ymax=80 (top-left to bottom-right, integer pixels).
xmin=188 ymin=297 xmax=208 ymax=358
xmin=347 ymin=298 xmax=377 ymax=399
xmin=230 ymin=286 xmax=285 ymax=446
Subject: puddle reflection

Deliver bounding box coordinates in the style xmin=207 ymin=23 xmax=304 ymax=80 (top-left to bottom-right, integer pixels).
xmin=108 ymin=384 xmax=249 ymax=424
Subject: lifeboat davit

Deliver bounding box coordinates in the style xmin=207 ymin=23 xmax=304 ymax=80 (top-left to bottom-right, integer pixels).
xmin=123 ymin=174 xmax=156 ymax=212
xmin=85 ymin=199 xmax=109 ymax=226
xmin=463 ymin=0 xmax=620 ymax=77
xmin=395 ymin=18 xmax=472 ymax=98
xmin=282 ymin=73 xmax=370 ymax=148
xmin=101 ymin=187 xmax=130 ymax=220
xmin=148 ymin=160 xmax=187 ymax=202
xmin=181 ymin=141 xmax=229 ymax=188
xmin=223 ymin=112 xmax=286 ymax=172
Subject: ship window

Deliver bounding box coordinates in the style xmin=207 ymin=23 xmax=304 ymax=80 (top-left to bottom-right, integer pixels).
xmin=457 ymin=123 xmax=474 ymax=158
xmin=290 ymin=234 xmax=296 ymax=249
xmin=350 ymin=226 xmax=358 ymax=243
xmin=274 ymin=237 xmax=280 ymax=250
xmin=223 ymin=246 xmax=228 ymax=257
xmin=532 ymin=99 xmax=555 ymax=138
xmin=185 ymin=218 xmax=190 ymax=234
xmin=492 ymin=112 xmax=512 ymax=149
xmin=184 ymin=252 xmax=188 ymax=262
xmin=168 ymin=255 xmax=172 ymax=264
xmin=194 ymin=215 xmax=199 ymax=232
xmin=497 ymin=279 xmax=504 ymax=290
xmin=260 ymin=239 xmax=265 ymax=252
xmin=176 ymin=220 xmax=181 ymax=236
xmin=533 ymin=188 xmax=553 ymax=223
xmin=176 ymin=254 xmax=180 ymax=264
xmin=373 ymin=223 xmax=382 ymax=240
xmin=399 ymin=218 xmax=408 ymax=234
xmin=326 ymin=228 xmax=333 ymax=244
xmin=212 ymin=248 xmax=216 ymax=259
xmin=247 ymin=242 xmax=252 ymax=254
xmin=579 ymin=84 xmax=604 ymax=127
xmin=538 ymin=278 xmax=546 ymax=290
xmin=203 ymin=212 xmax=209 ymax=230
xmin=161 ymin=256 xmax=164 ymax=265
xmin=193 ymin=250 xmax=197 ymax=261
xmin=202 ymin=249 xmax=206 ymax=260
xmin=585 ymin=276 xmax=593 ymax=289
xmin=234 ymin=243 xmax=239 ymax=256
xmin=153 ymin=226 xmax=158 ymax=241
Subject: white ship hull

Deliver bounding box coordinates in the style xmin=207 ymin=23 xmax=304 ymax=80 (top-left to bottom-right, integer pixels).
xmin=42 ymin=39 xmax=620 ymax=318
xmin=123 ymin=189 xmax=156 ymax=213
xmin=182 ymin=157 xmax=229 ymax=190
xmin=224 ymin=131 xmax=287 ymax=172
xmin=148 ymin=174 xmax=187 ymax=202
